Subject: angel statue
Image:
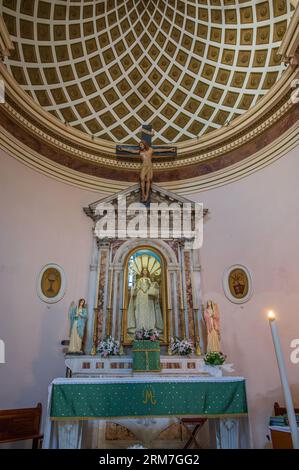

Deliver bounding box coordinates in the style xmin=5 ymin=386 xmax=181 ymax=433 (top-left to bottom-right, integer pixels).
xmin=204 ymin=300 xmax=220 ymax=353
xmin=68 ymin=298 xmax=88 ymax=354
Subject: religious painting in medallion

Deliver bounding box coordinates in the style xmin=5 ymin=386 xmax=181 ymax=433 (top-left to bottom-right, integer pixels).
xmin=37 ymin=264 xmax=66 ymax=303
xmin=223 ymin=265 xmax=253 ymax=304
xmin=123 ymin=247 xmax=168 ymax=344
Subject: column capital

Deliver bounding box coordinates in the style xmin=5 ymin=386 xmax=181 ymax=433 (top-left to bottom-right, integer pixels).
xmin=97 ymin=239 xmax=111 ymax=249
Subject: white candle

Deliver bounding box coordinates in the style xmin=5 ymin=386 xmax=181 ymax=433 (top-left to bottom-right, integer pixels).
xmin=268 ymin=310 xmax=299 ymax=449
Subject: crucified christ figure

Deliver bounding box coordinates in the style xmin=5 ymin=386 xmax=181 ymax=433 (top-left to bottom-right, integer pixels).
xmin=119 ymin=140 xmax=175 ymax=202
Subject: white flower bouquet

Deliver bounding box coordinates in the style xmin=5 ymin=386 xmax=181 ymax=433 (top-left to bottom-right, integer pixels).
xmin=97 ymin=336 xmax=120 ymax=357
xmin=134 ymin=328 xmax=160 ymax=341
xmin=170 ymin=336 xmax=194 ymax=356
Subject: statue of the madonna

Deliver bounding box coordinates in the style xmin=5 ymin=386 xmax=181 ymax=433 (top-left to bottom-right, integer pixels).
xmin=68 ymin=298 xmax=88 ymax=353
xmin=127 ymin=268 xmax=163 ymax=334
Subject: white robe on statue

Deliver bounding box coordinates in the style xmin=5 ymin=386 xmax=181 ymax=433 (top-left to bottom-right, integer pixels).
xmin=69 ymin=319 xmax=82 ymax=352
xmin=127 ymin=277 xmax=163 ymax=333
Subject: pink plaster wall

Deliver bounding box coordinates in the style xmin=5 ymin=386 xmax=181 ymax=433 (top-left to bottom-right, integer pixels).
xmin=0 ymin=150 xmax=97 ymax=440
xmin=0 ymin=147 xmax=299 ymax=448
xmin=192 ymin=147 xmax=299 ymax=448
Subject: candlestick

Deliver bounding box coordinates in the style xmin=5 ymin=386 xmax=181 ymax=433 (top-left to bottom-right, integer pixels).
xmin=180 ymin=309 xmax=186 ymax=338
xmin=119 ymin=308 xmax=126 ymax=355
xmin=108 ymin=268 xmax=113 ymax=309
xmin=268 ymin=310 xmax=299 ymax=449
xmin=91 ymin=307 xmax=99 ymax=355
xmin=106 ymin=308 xmax=112 ymax=337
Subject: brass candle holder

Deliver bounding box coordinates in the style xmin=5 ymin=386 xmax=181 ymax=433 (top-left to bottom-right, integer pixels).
xmin=167 ymin=308 xmax=173 ymax=355
xmin=119 ymin=308 xmax=126 ymax=356
xmin=193 ymin=307 xmax=202 ymax=356
xmin=91 ymin=307 xmax=99 ymax=356
xmin=180 ymin=308 xmax=186 ymax=338
xmin=106 ymin=307 xmax=112 ymax=337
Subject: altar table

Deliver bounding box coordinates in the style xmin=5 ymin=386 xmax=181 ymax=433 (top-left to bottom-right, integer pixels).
xmin=43 ymin=376 xmax=250 ymax=449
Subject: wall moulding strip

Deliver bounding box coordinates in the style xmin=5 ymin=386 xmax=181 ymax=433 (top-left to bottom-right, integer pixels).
xmin=1 ymin=120 xmax=298 ymax=196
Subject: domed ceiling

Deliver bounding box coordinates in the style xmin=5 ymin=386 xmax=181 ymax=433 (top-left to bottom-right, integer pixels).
xmin=0 ymin=0 xmax=293 ymax=145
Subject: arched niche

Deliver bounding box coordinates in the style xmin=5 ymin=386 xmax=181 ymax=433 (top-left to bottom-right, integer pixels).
xmin=122 ymin=245 xmax=168 ymax=345
xmin=112 ymin=239 xmax=179 ymax=345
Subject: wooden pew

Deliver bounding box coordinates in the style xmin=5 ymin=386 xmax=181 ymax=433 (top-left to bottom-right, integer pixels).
xmin=274 ymin=401 xmax=299 ymax=416
xmin=0 ymin=403 xmax=43 ymax=448
xmin=271 ymin=402 xmax=299 ymax=449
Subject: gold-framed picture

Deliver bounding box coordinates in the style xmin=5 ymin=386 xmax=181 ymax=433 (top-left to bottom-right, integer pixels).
xmin=223 ymin=264 xmax=253 ymax=304
xmin=37 ymin=264 xmax=66 ymax=303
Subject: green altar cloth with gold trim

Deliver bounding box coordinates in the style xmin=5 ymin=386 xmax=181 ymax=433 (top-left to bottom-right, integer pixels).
xmin=50 ymin=377 xmax=247 ymax=420
xmin=132 ymin=340 xmax=161 ymax=372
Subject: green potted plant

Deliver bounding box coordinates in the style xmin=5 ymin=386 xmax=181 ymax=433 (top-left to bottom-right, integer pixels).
xmin=204 ymin=351 xmax=227 ymax=377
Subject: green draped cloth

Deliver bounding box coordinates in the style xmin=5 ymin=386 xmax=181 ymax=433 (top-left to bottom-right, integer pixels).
xmin=50 ymin=378 xmax=247 ymax=420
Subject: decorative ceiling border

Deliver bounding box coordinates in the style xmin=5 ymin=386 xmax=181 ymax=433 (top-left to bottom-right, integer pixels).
xmin=0 ymin=4 xmax=298 ymax=190
xmin=1 ymin=118 xmax=298 ymax=195
xmin=0 ymin=61 xmax=297 ymax=171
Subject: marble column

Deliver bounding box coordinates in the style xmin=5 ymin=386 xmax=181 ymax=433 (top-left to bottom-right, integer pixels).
xmin=191 ymin=249 xmax=203 ymax=351
xmin=183 ymin=249 xmax=195 ymax=343
xmin=106 ymin=265 xmax=114 ymax=337
xmin=170 ymin=270 xmax=179 ymax=337
xmin=167 ymin=271 xmax=173 ymax=338
xmin=111 ymin=269 xmax=119 ymax=338
xmin=178 ymin=241 xmax=188 ymax=338
xmin=96 ymin=242 xmax=110 ymax=343
xmin=85 ymin=232 xmax=99 ymax=354
xmin=114 ymin=268 xmax=124 ymax=341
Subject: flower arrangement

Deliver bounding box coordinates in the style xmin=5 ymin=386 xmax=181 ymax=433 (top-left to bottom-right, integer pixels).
xmin=204 ymin=351 xmax=226 ymax=366
xmin=134 ymin=328 xmax=160 ymax=341
xmin=97 ymin=336 xmax=120 ymax=357
xmin=170 ymin=336 xmax=194 ymax=356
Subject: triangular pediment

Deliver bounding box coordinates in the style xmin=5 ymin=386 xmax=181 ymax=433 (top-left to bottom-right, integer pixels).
xmin=84 ymin=184 xmax=201 ymax=220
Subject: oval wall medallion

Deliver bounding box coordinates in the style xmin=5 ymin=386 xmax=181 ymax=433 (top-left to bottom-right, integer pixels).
xmin=37 ymin=264 xmax=66 ymax=303
xmin=223 ymin=264 xmax=253 ymax=304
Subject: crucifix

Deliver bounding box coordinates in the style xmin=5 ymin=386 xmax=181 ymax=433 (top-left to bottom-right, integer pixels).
xmin=116 ymin=125 xmax=177 ymax=204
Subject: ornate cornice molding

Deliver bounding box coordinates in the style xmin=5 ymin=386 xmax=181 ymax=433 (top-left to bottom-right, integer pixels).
xmin=1 ymin=118 xmax=298 ymax=195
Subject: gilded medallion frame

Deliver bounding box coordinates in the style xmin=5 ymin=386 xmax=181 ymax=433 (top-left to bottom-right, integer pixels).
xmin=223 ymin=264 xmax=253 ymax=304
xmin=37 ymin=263 xmax=66 ymax=304
xmin=122 ymin=245 xmax=169 ymax=345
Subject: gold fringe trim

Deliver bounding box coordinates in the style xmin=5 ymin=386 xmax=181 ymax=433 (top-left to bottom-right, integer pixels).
xmin=50 ymin=412 xmax=248 ymax=421
xmin=132 ymin=349 xmax=160 ymax=352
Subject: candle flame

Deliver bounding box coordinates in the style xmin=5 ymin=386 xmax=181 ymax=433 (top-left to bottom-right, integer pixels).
xmin=267 ymin=310 xmax=276 ymax=321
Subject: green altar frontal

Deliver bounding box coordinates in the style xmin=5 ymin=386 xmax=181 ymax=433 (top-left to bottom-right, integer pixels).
xmin=132 ymin=340 xmax=160 ymax=372
xmin=50 ymin=377 xmax=248 ymax=420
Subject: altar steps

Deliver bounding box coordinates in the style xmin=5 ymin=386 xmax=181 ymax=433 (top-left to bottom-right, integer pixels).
xmin=65 ymin=355 xmax=234 ymax=377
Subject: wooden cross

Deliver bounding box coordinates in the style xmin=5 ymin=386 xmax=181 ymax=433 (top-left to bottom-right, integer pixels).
xmin=116 ymin=124 xmax=177 ymax=158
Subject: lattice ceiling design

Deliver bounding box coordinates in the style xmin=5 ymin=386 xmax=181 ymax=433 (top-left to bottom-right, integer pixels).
xmin=0 ymin=0 xmax=293 ymax=144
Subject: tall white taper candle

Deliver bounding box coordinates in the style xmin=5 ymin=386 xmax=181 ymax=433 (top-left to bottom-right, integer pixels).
xmin=268 ymin=310 xmax=299 ymax=449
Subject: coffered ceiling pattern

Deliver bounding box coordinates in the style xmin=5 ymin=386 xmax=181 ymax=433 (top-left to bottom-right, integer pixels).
xmin=0 ymin=0 xmax=293 ymax=144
